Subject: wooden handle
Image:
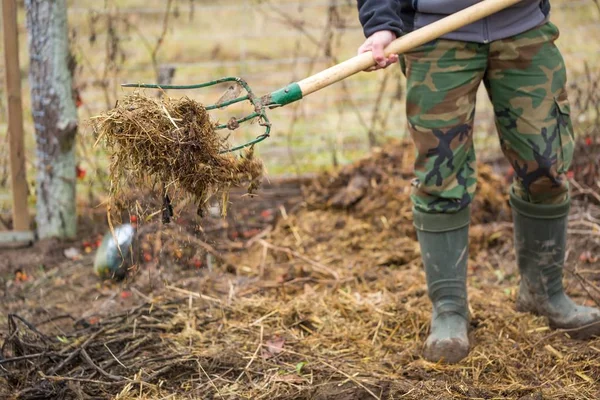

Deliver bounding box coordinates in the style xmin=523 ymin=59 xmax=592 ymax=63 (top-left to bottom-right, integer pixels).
xmin=2 ymin=0 xmax=31 ymax=232
xmin=297 ymin=0 xmax=523 ymax=97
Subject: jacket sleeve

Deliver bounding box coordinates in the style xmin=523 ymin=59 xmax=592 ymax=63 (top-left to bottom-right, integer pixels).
xmin=357 ymin=0 xmax=404 ymax=38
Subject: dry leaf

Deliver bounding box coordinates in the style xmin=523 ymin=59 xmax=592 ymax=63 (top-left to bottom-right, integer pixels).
xmin=261 ymin=336 xmax=285 ymax=359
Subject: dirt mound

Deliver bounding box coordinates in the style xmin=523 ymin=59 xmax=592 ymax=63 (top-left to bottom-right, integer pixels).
xmin=246 ymin=139 xmax=513 ymax=285
xmin=304 ymin=138 xmax=511 ymax=225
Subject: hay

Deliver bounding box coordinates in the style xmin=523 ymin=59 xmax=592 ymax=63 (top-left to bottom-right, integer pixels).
xmin=2 ymin=139 xmax=600 ymax=399
xmin=2 ymin=263 xmax=600 ymax=400
xmin=93 ymin=92 xmax=263 ymax=214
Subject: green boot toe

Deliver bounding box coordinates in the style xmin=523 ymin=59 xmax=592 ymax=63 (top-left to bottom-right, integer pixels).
xmin=424 ymin=311 xmax=470 ymax=364
xmin=414 ymin=207 xmax=471 ymax=364
xmin=517 ymin=284 xmax=600 ymax=339
xmin=511 ymin=190 xmax=600 ymax=340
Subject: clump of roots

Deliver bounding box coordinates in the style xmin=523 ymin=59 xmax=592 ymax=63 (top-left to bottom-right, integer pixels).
xmin=93 ymin=92 xmax=263 ymax=215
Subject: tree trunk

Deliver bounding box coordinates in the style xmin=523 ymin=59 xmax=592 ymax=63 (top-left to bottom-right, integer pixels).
xmin=24 ymin=0 xmax=77 ymax=239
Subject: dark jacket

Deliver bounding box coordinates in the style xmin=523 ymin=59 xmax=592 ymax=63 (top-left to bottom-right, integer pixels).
xmin=357 ymin=0 xmax=551 ymax=43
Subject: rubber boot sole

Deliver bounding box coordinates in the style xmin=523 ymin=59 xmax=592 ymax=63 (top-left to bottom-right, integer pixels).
xmin=423 ymin=336 xmax=470 ymax=364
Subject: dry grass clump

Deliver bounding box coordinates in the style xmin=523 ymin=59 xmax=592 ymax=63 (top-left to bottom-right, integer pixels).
xmin=93 ymin=92 xmax=263 ymax=214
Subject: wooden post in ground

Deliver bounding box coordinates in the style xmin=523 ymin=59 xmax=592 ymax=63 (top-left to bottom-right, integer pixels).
xmin=2 ymin=0 xmax=31 ymax=234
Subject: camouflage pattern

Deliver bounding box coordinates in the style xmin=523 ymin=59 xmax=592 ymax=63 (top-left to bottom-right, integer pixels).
xmin=400 ymin=22 xmax=574 ymax=214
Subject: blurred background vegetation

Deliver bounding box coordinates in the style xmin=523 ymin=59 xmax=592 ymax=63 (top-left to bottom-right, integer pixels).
xmin=1 ymin=0 xmax=599 ymax=217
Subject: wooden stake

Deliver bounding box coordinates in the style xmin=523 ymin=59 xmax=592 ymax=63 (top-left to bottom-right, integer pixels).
xmin=2 ymin=0 xmax=30 ymax=232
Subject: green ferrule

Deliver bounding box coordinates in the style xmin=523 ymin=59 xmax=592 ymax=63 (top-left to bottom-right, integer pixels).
xmin=268 ymin=83 xmax=303 ymax=107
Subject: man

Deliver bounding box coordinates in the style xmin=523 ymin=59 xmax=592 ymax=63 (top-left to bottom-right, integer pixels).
xmin=356 ymin=0 xmax=600 ymax=364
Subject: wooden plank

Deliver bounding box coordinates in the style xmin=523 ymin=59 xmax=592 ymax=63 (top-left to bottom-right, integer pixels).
xmin=0 ymin=230 xmax=35 ymax=245
xmin=2 ymin=0 xmax=31 ymax=232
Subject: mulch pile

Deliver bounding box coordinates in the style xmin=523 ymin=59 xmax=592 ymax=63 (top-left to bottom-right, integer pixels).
xmin=92 ymin=92 xmax=263 ymax=217
xmin=2 ymin=139 xmax=600 ymax=400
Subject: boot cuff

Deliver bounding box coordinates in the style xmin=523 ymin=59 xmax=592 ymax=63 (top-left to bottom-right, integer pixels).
xmin=509 ymin=188 xmax=570 ymax=219
xmin=413 ymin=206 xmax=470 ymax=233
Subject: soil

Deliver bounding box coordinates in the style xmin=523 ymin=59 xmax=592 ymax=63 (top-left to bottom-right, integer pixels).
xmin=0 ymin=177 xmax=306 ymax=327
xmin=1 ymin=138 xmax=600 ymax=400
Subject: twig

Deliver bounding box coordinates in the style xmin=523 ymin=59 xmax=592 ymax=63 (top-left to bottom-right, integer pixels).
xmin=165 ymin=285 xmax=223 ymax=304
xmin=104 ymin=343 xmax=128 ymax=369
xmin=257 ymin=0 xmax=369 ymax=175
xmin=235 ymin=325 xmax=263 ymax=383
xmin=0 ymin=352 xmax=57 ymax=365
xmin=80 ymin=348 xmax=127 ymax=381
xmin=36 ymin=314 xmax=76 ymax=327
xmin=38 ymin=372 xmax=125 ymax=386
xmin=120 ymin=18 xmax=154 ymax=57
xmin=250 ymin=310 xmax=279 ymax=327
xmin=198 ymin=361 xmax=224 ymax=399
xmin=48 ymin=349 xmax=80 ymax=376
xmin=166 ymin=230 xmax=238 ymax=271
xmin=99 ymin=3 xmax=123 ymax=110
xmin=150 ymin=0 xmax=174 ymax=80
xmin=512 ymin=319 xmax=600 ymax=358
xmin=146 ymin=361 xmax=177 ymax=381
xmin=568 ymin=229 xmax=600 ymax=236
xmin=129 ymin=286 xmax=154 ymax=303
xmin=50 ymin=325 xmax=111 ymax=374
xmin=161 ymin=104 xmax=180 ymax=130
xmin=260 ymin=0 xmax=370 ymax=131
xmin=319 ymin=360 xmax=381 ymax=400
xmin=244 ymin=225 xmax=273 ymax=248
xmin=7 ymin=314 xmax=52 ymax=343
xmin=259 ymin=242 xmax=268 ymax=278
xmin=567 ymin=267 xmax=600 ymax=308
xmin=569 ymin=178 xmax=600 ymax=204
xmin=258 ymin=239 xmax=340 ymax=280
xmin=367 ymin=70 xmax=391 ymax=147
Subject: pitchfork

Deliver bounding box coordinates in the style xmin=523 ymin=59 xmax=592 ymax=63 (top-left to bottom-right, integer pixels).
xmin=122 ymin=0 xmax=522 ymax=153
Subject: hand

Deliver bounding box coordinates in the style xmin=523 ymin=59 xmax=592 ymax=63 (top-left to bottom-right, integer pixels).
xmin=357 ymin=30 xmax=399 ymax=72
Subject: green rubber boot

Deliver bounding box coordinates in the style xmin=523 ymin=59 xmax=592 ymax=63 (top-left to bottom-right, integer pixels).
xmin=510 ymin=190 xmax=600 ymax=339
xmin=413 ymin=207 xmax=471 ymax=364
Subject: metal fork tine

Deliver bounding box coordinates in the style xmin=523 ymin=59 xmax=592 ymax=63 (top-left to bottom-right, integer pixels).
xmin=120 ymin=76 xmax=270 ymax=154
xmin=214 ymin=112 xmax=260 ymax=130
xmin=206 ymin=95 xmax=250 ymax=110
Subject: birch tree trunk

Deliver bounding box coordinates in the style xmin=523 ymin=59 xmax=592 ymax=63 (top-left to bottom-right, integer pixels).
xmin=25 ymin=0 xmax=78 ymax=239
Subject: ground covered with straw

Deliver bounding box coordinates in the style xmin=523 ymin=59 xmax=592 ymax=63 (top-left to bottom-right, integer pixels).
xmin=2 ymin=139 xmax=600 ymax=399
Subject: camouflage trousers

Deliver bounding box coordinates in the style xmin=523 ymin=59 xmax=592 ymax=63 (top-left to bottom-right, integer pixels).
xmin=401 ymin=21 xmax=574 ymax=214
